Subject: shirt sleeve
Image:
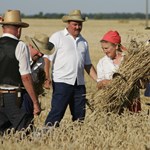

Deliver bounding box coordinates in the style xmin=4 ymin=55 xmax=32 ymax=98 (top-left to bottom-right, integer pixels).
xmin=43 ymin=54 xmax=51 ymax=60
xmin=84 ymin=42 xmax=91 ymax=65
xmin=97 ymin=59 xmax=105 ymax=82
xmin=15 ymin=41 xmax=31 ymax=75
xmin=45 ymin=33 xmax=58 ymax=61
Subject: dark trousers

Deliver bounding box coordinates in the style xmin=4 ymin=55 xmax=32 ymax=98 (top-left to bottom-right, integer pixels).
xmin=45 ymin=81 xmax=86 ymax=126
xmin=22 ymin=92 xmax=34 ymax=115
xmin=0 ymin=93 xmax=33 ymax=134
xmin=145 ymin=83 xmax=150 ymax=97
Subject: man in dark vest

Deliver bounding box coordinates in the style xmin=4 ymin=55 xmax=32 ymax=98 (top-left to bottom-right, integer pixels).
xmin=0 ymin=10 xmax=41 ymax=135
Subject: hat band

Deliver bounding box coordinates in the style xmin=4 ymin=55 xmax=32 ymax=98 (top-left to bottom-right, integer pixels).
xmin=31 ymin=39 xmax=40 ymax=51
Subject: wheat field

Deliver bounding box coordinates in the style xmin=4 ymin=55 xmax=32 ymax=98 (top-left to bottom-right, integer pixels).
xmin=0 ymin=19 xmax=150 ymax=150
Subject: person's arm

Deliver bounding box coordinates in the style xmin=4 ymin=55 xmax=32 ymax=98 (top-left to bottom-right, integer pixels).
xmin=16 ymin=42 xmax=41 ymax=115
xmin=84 ymin=64 xmax=97 ymax=82
xmin=21 ymin=73 xmax=41 ymax=115
xmin=43 ymin=57 xmax=51 ymax=89
xmin=96 ymin=57 xmax=112 ymax=89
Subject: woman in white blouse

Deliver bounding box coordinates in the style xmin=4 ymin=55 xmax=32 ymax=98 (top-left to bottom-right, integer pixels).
xmin=97 ymin=30 xmax=142 ymax=113
xmin=97 ymin=30 xmax=126 ymax=89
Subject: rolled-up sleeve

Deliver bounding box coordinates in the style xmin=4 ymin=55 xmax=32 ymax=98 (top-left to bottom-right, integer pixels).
xmin=97 ymin=60 xmax=105 ymax=82
xmin=84 ymin=42 xmax=91 ymax=65
xmin=15 ymin=41 xmax=31 ymax=75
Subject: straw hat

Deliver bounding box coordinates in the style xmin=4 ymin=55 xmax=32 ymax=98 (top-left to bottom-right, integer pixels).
xmin=62 ymin=10 xmax=88 ymax=22
xmin=25 ymin=33 xmax=55 ymax=55
xmin=0 ymin=10 xmax=29 ymax=28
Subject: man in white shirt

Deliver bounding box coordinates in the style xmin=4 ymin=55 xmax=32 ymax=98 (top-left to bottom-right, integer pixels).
xmin=0 ymin=10 xmax=41 ymax=134
xmin=44 ymin=10 xmax=97 ymax=127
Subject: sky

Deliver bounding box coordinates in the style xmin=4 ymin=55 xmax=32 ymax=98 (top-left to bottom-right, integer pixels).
xmin=0 ymin=0 xmax=149 ymax=15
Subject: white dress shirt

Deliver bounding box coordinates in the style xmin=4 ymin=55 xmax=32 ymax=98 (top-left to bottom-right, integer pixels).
xmin=47 ymin=28 xmax=91 ymax=85
xmin=2 ymin=33 xmax=31 ymax=75
xmin=97 ymin=55 xmax=119 ymax=82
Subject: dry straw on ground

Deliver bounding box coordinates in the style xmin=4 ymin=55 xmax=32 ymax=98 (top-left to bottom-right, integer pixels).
xmin=1 ymin=111 xmax=150 ymax=150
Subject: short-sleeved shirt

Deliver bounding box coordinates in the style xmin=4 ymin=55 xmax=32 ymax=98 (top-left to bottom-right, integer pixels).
xmin=2 ymin=33 xmax=31 ymax=75
xmin=47 ymin=28 xmax=91 ymax=85
xmin=97 ymin=55 xmax=119 ymax=82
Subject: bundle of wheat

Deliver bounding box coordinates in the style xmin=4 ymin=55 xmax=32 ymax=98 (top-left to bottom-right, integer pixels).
xmin=91 ymin=40 xmax=150 ymax=113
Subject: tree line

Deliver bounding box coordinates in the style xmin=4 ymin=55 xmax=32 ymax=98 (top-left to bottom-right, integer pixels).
xmin=21 ymin=12 xmax=148 ymax=19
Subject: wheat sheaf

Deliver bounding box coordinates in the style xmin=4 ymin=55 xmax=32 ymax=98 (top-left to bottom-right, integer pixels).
xmin=90 ymin=40 xmax=150 ymax=114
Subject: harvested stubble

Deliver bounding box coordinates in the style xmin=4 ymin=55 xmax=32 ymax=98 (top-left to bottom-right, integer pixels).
xmin=91 ymin=40 xmax=150 ymax=113
xmin=1 ymin=111 xmax=150 ymax=150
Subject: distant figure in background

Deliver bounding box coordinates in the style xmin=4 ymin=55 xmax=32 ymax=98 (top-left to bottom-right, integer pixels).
xmin=0 ymin=10 xmax=41 ymax=134
xmin=23 ymin=33 xmax=54 ymax=117
xmin=45 ymin=10 xmax=97 ymax=127
xmin=97 ymin=30 xmax=142 ymax=113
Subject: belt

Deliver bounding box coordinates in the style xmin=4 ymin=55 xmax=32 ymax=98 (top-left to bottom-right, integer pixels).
xmin=0 ymin=89 xmax=17 ymax=94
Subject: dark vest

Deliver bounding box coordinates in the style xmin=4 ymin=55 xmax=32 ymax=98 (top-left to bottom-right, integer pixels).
xmin=0 ymin=36 xmax=23 ymax=86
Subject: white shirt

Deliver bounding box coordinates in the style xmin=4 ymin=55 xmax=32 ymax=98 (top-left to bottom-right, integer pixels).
xmin=2 ymin=33 xmax=31 ymax=75
xmin=97 ymin=55 xmax=119 ymax=82
xmin=47 ymin=28 xmax=91 ymax=85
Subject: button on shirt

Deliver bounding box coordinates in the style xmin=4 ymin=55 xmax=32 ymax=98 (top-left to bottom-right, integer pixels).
xmin=47 ymin=28 xmax=91 ymax=85
xmin=2 ymin=33 xmax=31 ymax=75
xmin=97 ymin=55 xmax=119 ymax=82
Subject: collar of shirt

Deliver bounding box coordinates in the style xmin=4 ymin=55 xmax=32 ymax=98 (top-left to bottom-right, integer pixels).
xmin=32 ymin=62 xmax=43 ymax=70
xmin=105 ymin=55 xmax=114 ymax=63
xmin=64 ymin=28 xmax=81 ymax=39
xmin=64 ymin=28 xmax=69 ymax=36
xmin=31 ymin=58 xmax=43 ymax=71
xmin=2 ymin=33 xmax=18 ymax=40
